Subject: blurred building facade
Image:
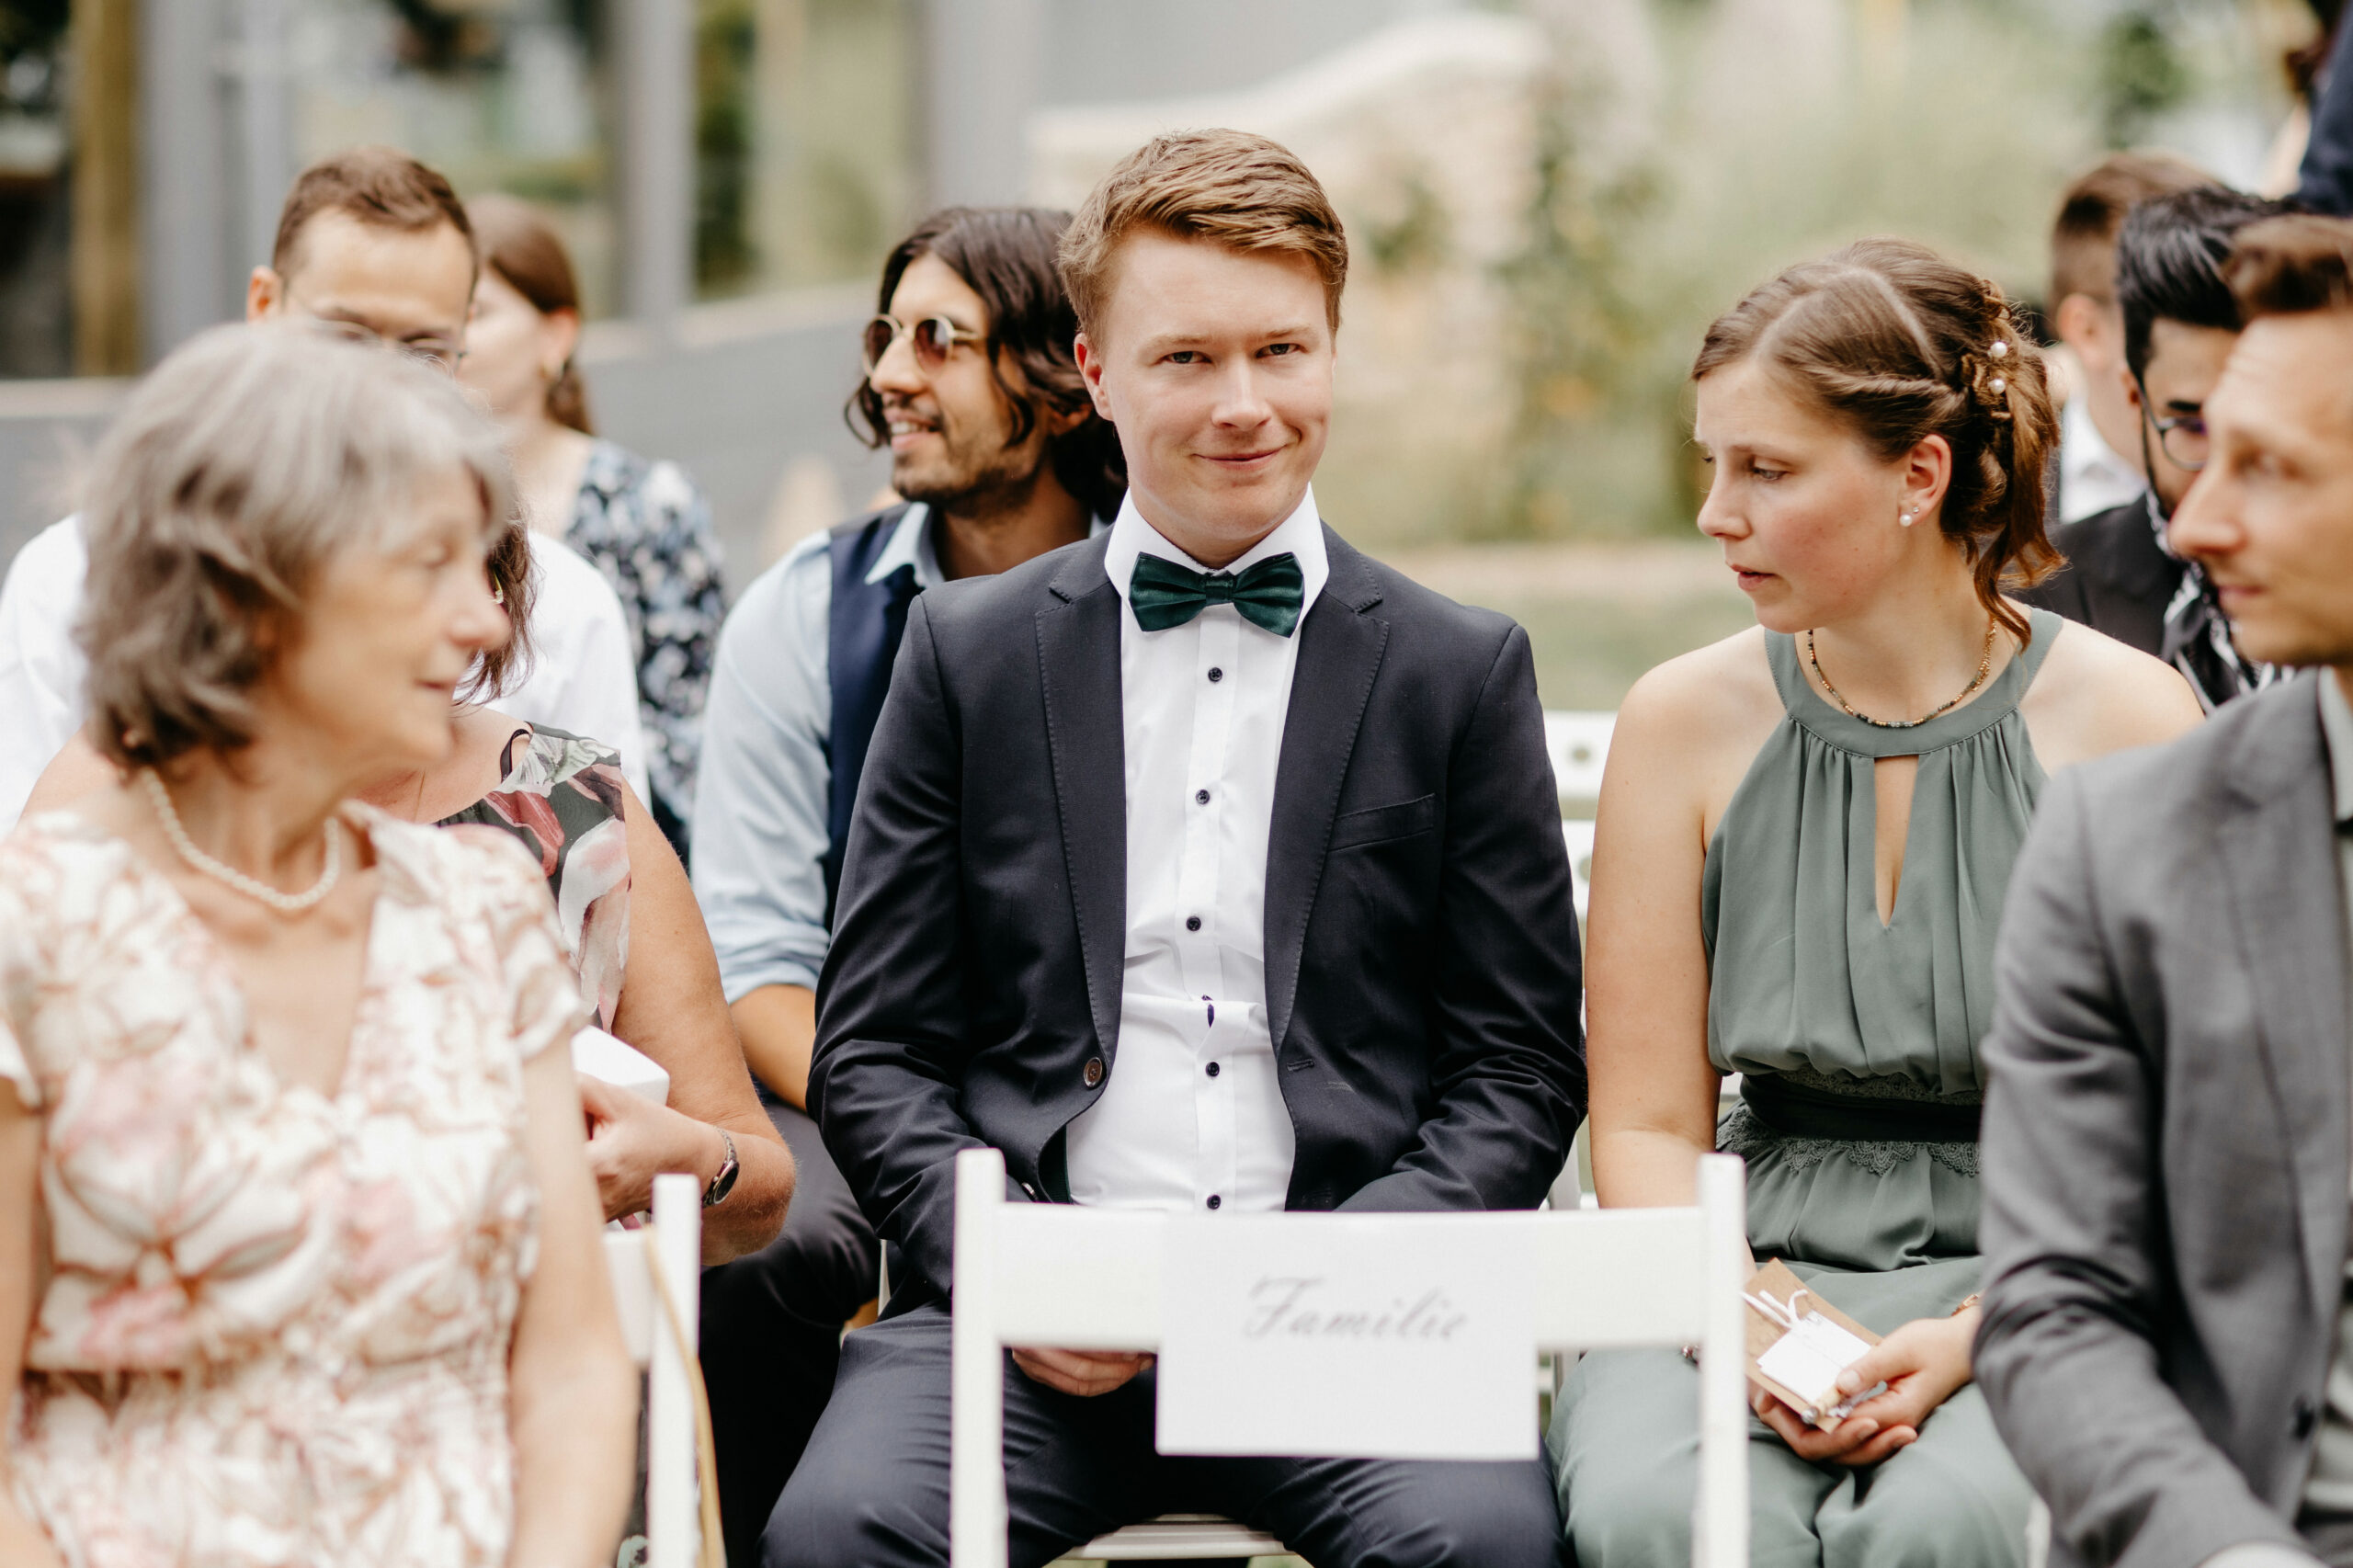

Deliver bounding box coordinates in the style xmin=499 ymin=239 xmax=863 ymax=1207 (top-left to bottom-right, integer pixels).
xmin=0 ymin=0 xmax=1475 ymax=575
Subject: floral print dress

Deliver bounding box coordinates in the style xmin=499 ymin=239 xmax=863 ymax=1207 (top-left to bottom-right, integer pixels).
xmin=438 ymin=723 xmax=632 ymax=1031
xmin=563 ymin=441 xmax=725 ymax=846
xmin=0 ymin=806 xmax=586 ymax=1568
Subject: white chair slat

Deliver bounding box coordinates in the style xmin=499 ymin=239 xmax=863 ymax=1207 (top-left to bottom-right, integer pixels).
xmin=606 ymin=1177 xmax=705 ymax=1568
xmin=1072 ymin=1515 xmax=1289 ymax=1560
xmin=952 ymin=1149 xmax=1750 ymax=1568
xmin=1562 ymin=817 xmax=1595 ymax=922
xmin=1529 ymin=1207 xmax=1709 ymax=1347
xmin=1544 ymin=710 xmax=1615 ymax=801
xmin=989 ymin=1203 xmax=1165 ymax=1348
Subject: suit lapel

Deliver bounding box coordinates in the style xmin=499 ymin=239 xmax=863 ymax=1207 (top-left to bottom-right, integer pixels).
xmin=1265 ymin=528 xmax=1390 ymax=1052
xmin=2219 ymin=675 xmax=2351 ymax=1332
xmin=1038 ymin=538 xmax=1127 ymax=1058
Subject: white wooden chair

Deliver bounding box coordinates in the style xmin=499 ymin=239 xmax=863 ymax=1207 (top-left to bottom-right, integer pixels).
xmin=951 ymin=1148 xmax=1750 ymax=1568
xmin=1563 ymin=817 xmax=1596 ymax=923
xmin=607 ymin=1174 xmax=717 ymax=1568
xmin=1543 ymin=710 xmax=1616 ymax=805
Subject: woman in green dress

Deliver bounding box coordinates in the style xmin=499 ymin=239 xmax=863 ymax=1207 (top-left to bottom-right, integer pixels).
xmin=1551 ymin=238 xmax=2205 ymax=1567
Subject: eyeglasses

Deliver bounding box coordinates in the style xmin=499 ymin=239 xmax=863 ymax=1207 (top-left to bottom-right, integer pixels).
xmin=2135 ymin=377 xmax=2209 ymax=472
xmin=305 ymin=316 xmax=465 ymax=371
xmin=861 ymin=313 xmax=983 ymax=376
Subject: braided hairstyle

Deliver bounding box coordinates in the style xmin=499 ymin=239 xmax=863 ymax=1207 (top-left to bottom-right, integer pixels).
xmin=1692 ymin=237 xmax=2059 ymax=641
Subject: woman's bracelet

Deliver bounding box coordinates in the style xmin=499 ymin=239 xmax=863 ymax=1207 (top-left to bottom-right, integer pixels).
xmin=1949 ymin=1292 xmax=1983 ymax=1316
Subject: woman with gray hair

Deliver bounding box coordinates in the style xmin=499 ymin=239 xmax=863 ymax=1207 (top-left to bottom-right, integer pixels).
xmin=0 ymin=323 xmax=638 ymax=1568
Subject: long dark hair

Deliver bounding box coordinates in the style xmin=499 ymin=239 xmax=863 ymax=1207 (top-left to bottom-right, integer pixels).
xmin=847 ymin=207 xmax=1126 ymax=520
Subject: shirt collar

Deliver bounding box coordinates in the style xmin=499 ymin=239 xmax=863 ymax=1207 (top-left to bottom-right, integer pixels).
xmin=2062 ymin=389 xmax=2143 ymax=492
xmin=1102 ymin=485 xmax=1329 ymax=620
xmin=2319 ymin=672 xmax=2353 ymax=824
xmin=865 ymin=502 xmax=942 ymax=588
xmin=866 ymin=501 xmax=1112 ymax=589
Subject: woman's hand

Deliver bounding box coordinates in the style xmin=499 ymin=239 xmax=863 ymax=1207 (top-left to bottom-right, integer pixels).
xmin=576 ymin=1073 xmax=722 ymax=1222
xmin=1752 ymin=1308 xmax=1976 ymax=1467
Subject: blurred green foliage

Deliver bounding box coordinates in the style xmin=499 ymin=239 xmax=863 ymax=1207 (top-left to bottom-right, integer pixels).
xmin=2099 ymin=6 xmax=2193 ymax=146
xmin=1480 ymin=0 xmax=2279 ymax=541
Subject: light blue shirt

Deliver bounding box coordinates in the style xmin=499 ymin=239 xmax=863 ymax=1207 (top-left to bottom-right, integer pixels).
xmin=690 ymin=504 xmax=945 ymax=1002
xmin=690 ymin=505 xmax=1107 ymax=1003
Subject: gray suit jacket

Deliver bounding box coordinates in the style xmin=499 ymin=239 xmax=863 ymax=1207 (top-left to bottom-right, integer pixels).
xmin=1978 ymin=673 xmax=2349 ymax=1568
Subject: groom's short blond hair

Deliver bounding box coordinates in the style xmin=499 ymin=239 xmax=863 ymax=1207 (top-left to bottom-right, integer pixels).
xmin=1058 ymin=128 xmax=1348 ymax=335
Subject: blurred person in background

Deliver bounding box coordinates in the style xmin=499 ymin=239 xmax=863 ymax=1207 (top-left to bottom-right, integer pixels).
xmin=688 ymin=203 xmax=1124 ymax=1566
xmin=462 ymin=195 xmax=725 ymax=857
xmin=0 ymin=145 xmax=645 ymax=832
xmin=2301 ymin=8 xmax=2353 ymax=217
xmin=0 ymin=323 xmax=636 ymax=1568
xmin=2024 ymin=187 xmax=2291 ymax=711
xmin=1979 ymin=213 xmax=2353 ymax=1568
xmin=2046 ymin=152 xmax=2214 ymax=526
xmin=1556 ymin=240 xmax=2200 ymax=1568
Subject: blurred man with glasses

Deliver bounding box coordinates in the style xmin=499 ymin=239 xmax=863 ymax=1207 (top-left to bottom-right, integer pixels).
xmin=2024 ymin=186 xmax=2293 ymax=710
xmin=689 ymin=204 xmax=1124 ymax=1567
xmin=0 ymin=144 xmax=645 ymax=824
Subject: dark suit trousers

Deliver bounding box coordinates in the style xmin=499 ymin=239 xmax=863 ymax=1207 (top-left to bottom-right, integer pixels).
xmin=761 ymin=1301 xmax=1563 ymax=1568
xmin=700 ymin=1095 xmax=881 ymax=1567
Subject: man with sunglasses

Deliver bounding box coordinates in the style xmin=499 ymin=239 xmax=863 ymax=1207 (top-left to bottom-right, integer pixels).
xmin=689 ymin=204 xmax=1124 ymax=1567
xmin=2024 ymin=185 xmax=2292 ymax=710
xmin=0 ymin=144 xmax=645 ymax=824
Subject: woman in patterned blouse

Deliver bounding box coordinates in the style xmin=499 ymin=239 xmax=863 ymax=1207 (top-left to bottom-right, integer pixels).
xmin=461 ymin=195 xmax=726 ymax=855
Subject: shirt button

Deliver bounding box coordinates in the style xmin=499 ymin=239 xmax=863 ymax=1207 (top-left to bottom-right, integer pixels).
xmin=1186 ymin=915 xmax=1201 ymax=932
xmin=1207 ymin=1194 xmax=1222 ymax=1210
xmin=1206 ymin=1062 xmax=1221 ymax=1078
xmin=1208 ymin=667 xmax=1224 ymax=683
xmin=1084 ymin=1056 xmax=1105 ymax=1088
xmin=1195 ymin=788 xmax=1211 ymax=805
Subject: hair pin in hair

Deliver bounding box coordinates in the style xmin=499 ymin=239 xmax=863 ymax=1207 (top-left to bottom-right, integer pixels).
xmin=1989 ymin=340 xmax=2009 ymax=358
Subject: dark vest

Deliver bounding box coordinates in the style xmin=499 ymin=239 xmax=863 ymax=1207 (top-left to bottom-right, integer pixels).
xmin=823 ymin=504 xmax=924 ymax=920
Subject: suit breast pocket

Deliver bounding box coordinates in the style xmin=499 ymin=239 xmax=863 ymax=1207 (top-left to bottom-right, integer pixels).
xmin=1328 ymin=792 xmax=1437 ymax=852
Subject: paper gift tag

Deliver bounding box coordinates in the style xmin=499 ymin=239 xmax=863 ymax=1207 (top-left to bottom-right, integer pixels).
xmin=1156 ymin=1212 xmax=1536 ymax=1460
xmin=1743 ymin=1258 xmax=1881 ymax=1428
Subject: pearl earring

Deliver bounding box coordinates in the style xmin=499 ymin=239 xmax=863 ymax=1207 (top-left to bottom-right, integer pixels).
xmin=1900 ymin=508 xmax=1917 ymax=528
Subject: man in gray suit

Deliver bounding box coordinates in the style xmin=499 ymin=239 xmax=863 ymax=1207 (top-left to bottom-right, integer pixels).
xmin=1978 ymin=213 xmax=2353 ymax=1568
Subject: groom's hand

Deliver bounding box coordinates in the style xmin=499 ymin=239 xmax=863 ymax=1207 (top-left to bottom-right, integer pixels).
xmin=1011 ymin=1348 xmax=1154 ymax=1397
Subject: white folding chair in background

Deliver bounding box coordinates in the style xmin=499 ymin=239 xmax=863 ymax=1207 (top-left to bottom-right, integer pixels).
xmin=1543 ymin=709 xmax=1616 ymax=807
xmin=949 ymin=1147 xmax=1749 ymax=1568
xmin=607 ymin=1174 xmax=718 ymax=1568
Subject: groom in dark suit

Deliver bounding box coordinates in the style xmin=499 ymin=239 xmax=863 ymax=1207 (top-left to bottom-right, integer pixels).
xmin=763 ymin=129 xmax=1584 ymax=1568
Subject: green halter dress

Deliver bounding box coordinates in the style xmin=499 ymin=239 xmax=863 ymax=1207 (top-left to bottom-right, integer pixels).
xmin=1550 ymin=613 xmax=2057 ymax=1568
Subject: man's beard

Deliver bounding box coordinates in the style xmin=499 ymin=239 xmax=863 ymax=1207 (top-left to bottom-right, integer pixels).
xmin=892 ymin=425 xmax=1043 ymax=515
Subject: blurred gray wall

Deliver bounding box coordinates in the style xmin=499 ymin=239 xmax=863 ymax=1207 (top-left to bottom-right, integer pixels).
xmin=2 ymin=0 xmax=1462 ymax=587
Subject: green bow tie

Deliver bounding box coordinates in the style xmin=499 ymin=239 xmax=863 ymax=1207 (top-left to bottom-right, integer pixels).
xmin=1127 ymin=551 xmax=1305 ymax=637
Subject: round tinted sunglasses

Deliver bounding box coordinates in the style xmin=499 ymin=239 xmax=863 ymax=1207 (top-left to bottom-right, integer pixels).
xmin=862 ymin=313 xmax=984 ymax=375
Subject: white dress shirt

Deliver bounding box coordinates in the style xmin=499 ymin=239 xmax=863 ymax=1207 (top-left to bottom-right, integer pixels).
xmin=0 ymin=517 xmax=646 ymax=830
xmin=2057 ymin=387 xmax=2148 ymax=525
xmin=1063 ymin=487 xmax=1327 ymax=1215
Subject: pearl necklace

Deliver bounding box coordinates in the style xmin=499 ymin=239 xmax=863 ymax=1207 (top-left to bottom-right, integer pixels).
xmin=1805 ymin=618 xmax=1999 ymax=730
xmin=142 ymin=769 xmax=343 ymax=915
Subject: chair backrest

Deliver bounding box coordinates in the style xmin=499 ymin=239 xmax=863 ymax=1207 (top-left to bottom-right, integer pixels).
xmin=1563 ymin=817 xmax=1595 ymax=922
xmin=949 ymin=1149 xmax=1749 ymax=1568
xmin=606 ymin=1175 xmax=706 ymax=1568
xmin=1544 ymin=709 xmax=1616 ymax=805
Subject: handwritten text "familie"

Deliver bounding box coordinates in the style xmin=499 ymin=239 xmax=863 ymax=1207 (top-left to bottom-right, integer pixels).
xmin=1240 ymin=1278 xmax=1469 ymax=1341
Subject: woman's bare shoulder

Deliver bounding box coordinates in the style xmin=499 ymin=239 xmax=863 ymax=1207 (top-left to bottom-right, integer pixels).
xmin=1617 ymin=626 xmax=1778 ymax=745
xmin=2022 ymin=612 xmax=2205 ymax=767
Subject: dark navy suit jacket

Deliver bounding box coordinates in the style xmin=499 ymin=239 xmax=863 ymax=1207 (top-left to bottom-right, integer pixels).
xmin=809 ymin=526 xmax=1587 ymax=1302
